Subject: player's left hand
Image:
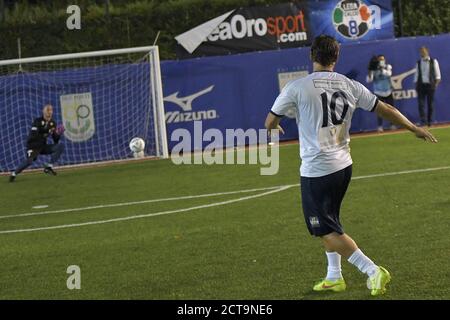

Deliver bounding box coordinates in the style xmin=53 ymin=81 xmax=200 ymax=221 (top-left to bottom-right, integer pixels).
xmin=414 ymin=126 xmax=438 ymax=143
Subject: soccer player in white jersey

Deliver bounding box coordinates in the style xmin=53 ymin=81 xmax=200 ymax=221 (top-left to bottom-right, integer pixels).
xmin=265 ymin=35 xmax=437 ymax=296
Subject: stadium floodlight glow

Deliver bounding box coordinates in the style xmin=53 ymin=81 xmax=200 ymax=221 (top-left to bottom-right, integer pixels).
xmin=0 ymin=46 xmax=169 ymax=172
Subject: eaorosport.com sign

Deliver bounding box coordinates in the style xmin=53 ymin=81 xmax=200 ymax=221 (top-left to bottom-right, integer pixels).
xmin=205 ymin=10 xmax=308 ymax=44
xmin=175 ymin=2 xmax=312 ymax=58
xmin=175 ymin=1 xmax=394 ymax=58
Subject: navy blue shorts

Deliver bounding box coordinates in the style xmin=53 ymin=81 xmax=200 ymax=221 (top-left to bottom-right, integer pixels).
xmin=300 ymin=165 xmax=352 ymax=237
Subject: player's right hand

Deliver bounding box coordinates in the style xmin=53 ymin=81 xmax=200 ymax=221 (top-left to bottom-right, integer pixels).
xmin=414 ymin=126 xmax=438 ymax=143
xmin=276 ymin=125 xmax=285 ymax=135
xmin=267 ymin=125 xmax=285 ymax=137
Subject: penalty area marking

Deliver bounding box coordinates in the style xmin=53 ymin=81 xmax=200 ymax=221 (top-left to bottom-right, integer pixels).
xmin=0 ymin=186 xmax=284 ymax=220
xmin=32 ymin=205 xmax=49 ymax=209
xmin=0 ymin=165 xmax=449 ymax=234
xmin=5 ymin=165 xmax=450 ymax=221
xmin=0 ymin=186 xmax=291 ymax=235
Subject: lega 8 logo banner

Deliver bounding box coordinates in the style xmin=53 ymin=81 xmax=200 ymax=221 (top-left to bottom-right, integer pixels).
xmin=315 ymin=0 xmax=394 ymax=42
xmin=175 ymin=0 xmax=394 ymax=58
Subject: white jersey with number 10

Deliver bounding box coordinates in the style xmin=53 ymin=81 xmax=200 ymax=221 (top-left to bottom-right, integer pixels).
xmin=271 ymin=71 xmax=378 ymax=178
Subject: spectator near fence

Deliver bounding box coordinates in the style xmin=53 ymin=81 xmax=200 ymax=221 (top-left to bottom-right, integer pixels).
xmin=367 ymin=55 xmax=396 ymax=132
xmin=414 ymin=46 xmax=441 ymax=127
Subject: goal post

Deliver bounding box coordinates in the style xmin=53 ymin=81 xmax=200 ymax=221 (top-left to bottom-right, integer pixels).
xmin=0 ymin=46 xmax=169 ymax=173
xmin=148 ymin=46 xmax=169 ymax=160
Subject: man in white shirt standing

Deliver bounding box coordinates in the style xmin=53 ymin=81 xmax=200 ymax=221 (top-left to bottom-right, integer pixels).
xmin=265 ymin=35 xmax=437 ymax=296
xmin=414 ymin=46 xmax=441 ymax=127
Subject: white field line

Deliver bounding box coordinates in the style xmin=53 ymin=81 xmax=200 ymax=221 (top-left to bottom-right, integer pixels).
xmin=276 ymin=124 xmax=450 ymax=148
xmin=0 ymin=186 xmax=291 ymax=235
xmin=351 ymin=165 xmax=450 ymax=180
xmin=2 ymin=165 xmax=450 ymax=222
xmin=161 ymin=125 xmax=450 ymax=163
xmin=0 ymin=165 xmax=449 ymax=235
xmin=0 ymin=186 xmax=284 ymax=220
xmin=2 ymin=124 xmax=448 ymax=176
xmin=0 ymin=155 xmax=160 ymax=176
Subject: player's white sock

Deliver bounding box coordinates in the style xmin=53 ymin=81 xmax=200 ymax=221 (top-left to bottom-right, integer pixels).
xmin=325 ymin=251 xmax=342 ymax=281
xmin=347 ymin=249 xmax=378 ymax=278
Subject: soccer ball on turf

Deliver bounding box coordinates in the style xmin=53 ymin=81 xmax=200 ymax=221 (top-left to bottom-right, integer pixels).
xmin=129 ymin=137 xmax=146 ymax=153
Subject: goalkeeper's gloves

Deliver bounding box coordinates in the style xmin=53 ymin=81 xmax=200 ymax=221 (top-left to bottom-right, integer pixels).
xmin=56 ymin=124 xmax=65 ymax=135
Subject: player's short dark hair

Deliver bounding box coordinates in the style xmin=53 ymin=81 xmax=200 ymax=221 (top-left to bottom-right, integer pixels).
xmin=311 ymin=35 xmax=340 ymax=67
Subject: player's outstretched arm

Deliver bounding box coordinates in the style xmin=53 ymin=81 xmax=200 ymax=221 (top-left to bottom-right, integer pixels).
xmin=374 ymin=101 xmax=438 ymax=143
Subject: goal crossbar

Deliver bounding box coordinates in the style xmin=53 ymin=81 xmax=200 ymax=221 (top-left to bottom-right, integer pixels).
xmin=0 ymin=46 xmax=157 ymax=66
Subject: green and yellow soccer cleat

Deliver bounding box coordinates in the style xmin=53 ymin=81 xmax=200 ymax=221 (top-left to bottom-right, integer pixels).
xmin=367 ymin=266 xmax=391 ymax=296
xmin=313 ymin=278 xmax=346 ymax=292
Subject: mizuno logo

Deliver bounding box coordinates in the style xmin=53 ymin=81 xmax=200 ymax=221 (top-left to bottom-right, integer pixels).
xmin=390 ymin=68 xmax=418 ymax=100
xmin=164 ymin=85 xmax=219 ymax=124
xmin=164 ymin=85 xmax=214 ymax=111
xmin=391 ymin=68 xmax=416 ymax=90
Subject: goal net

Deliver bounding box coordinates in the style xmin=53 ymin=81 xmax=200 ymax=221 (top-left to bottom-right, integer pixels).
xmin=0 ymin=46 xmax=168 ymax=173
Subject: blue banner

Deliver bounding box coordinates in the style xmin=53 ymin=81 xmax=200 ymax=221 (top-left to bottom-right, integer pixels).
xmin=162 ymin=34 xmax=450 ymax=151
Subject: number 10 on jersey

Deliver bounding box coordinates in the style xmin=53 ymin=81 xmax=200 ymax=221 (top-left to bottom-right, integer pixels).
xmin=321 ymin=91 xmax=350 ymax=128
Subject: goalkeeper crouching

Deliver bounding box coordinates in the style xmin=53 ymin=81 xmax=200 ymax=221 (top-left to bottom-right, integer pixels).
xmin=9 ymin=104 xmax=65 ymax=182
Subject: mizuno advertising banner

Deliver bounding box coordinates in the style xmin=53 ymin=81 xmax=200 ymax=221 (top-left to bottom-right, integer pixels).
xmin=162 ymin=34 xmax=450 ymax=151
xmin=176 ymin=0 xmax=394 ymax=58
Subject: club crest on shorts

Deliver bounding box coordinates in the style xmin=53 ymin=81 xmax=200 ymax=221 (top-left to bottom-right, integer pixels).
xmin=309 ymin=216 xmax=320 ymax=227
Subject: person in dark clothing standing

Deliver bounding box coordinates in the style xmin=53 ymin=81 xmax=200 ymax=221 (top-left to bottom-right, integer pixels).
xmin=414 ymin=47 xmax=441 ymax=127
xmin=9 ymin=104 xmax=65 ymax=182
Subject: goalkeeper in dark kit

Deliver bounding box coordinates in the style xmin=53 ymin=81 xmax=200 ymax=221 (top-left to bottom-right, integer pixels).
xmin=9 ymin=104 xmax=65 ymax=182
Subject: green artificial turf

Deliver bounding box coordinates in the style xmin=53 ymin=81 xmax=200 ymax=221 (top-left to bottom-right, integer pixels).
xmin=0 ymin=127 xmax=449 ymax=299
